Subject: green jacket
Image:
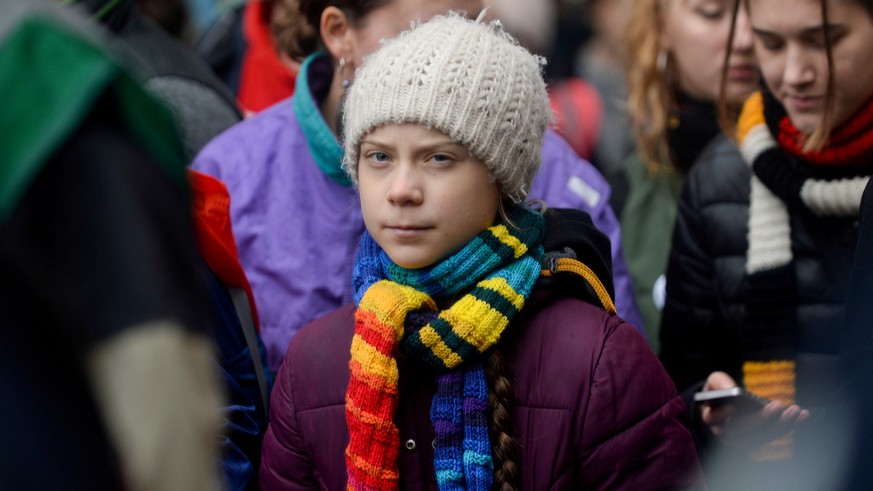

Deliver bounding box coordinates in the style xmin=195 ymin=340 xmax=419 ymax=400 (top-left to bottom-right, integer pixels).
xmin=619 ymin=153 xmax=685 ymax=352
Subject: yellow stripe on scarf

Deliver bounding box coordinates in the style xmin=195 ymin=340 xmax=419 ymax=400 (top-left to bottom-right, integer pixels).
xmin=743 ymin=359 xmax=797 ymax=462
xmin=358 ymin=280 xmax=435 ymax=340
xmin=417 ymin=325 xmax=464 ymax=367
xmin=443 ymin=297 xmax=510 ymax=348
xmin=737 ymin=91 xmax=766 ymax=144
xmin=418 ymin=277 xmax=525 ymax=366
xmin=492 ymin=224 xmax=529 ymax=258
xmin=478 ymin=277 xmax=526 ymax=309
xmin=743 ymin=359 xmax=796 ymax=405
xmin=350 ymin=334 xmax=399 ymax=386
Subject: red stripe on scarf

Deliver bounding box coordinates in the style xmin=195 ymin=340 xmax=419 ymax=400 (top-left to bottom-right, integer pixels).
xmin=778 ymin=96 xmax=873 ymax=167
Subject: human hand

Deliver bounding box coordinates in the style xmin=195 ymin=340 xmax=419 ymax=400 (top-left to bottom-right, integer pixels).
xmin=699 ymin=371 xmax=810 ymax=447
xmin=699 ymin=371 xmax=738 ymax=435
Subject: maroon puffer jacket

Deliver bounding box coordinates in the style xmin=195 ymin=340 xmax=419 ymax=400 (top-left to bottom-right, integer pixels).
xmin=260 ymin=292 xmax=703 ymax=490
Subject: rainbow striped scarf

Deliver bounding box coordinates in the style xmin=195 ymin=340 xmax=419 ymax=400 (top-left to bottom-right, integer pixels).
xmin=345 ymin=205 xmax=544 ymax=490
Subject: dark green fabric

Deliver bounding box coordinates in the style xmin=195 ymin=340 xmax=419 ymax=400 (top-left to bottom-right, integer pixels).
xmin=0 ymin=15 xmax=186 ymax=221
xmin=620 ymin=153 xmax=684 ymax=352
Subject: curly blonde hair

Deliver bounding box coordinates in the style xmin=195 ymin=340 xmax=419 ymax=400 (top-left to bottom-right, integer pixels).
xmin=624 ymin=0 xmax=674 ymax=173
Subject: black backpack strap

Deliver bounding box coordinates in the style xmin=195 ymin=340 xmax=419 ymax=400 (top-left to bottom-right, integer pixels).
xmin=227 ymin=286 xmax=269 ymax=420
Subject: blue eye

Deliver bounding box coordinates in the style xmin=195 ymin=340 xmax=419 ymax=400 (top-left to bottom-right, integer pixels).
xmin=368 ymin=151 xmax=390 ymax=163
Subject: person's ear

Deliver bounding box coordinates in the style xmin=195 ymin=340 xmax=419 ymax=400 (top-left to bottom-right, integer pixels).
xmin=320 ymin=6 xmax=354 ymax=61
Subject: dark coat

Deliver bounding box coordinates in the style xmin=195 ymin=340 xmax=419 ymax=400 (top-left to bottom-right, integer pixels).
xmin=660 ymin=135 xmax=860 ymax=407
xmin=81 ymin=0 xmax=242 ymax=159
xmin=260 ymin=210 xmax=702 ymax=490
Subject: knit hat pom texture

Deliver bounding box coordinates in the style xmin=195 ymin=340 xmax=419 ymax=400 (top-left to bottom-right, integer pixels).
xmin=343 ymin=13 xmax=551 ymax=203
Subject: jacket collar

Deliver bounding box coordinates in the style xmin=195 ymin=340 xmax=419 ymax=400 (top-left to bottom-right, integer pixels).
xmin=293 ymin=52 xmax=352 ymax=187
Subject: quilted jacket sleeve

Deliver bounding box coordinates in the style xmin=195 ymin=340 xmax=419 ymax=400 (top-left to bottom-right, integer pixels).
xmin=578 ymin=318 xmax=704 ymax=490
xmin=259 ymin=352 xmax=320 ymax=490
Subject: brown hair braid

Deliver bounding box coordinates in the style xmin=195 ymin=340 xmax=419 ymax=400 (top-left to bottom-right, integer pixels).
xmin=484 ymin=346 xmax=520 ymax=491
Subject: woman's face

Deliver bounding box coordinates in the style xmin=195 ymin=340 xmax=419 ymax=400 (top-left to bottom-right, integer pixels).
xmin=357 ymin=124 xmax=499 ymax=269
xmin=748 ymin=0 xmax=873 ymax=134
xmin=661 ymin=0 xmax=759 ymax=103
xmin=347 ymin=0 xmax=481 ymax=69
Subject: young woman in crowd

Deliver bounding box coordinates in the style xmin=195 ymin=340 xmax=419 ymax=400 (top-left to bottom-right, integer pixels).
xmin=621 ymin=0 xmax=759 ymax=349
xmin=660 ymin=0 xmax=873 ymax=469
xmin=259 ymin=14 xmax=701 ymax=489
xmin=191 ymin=0 xmax=644 ymax=370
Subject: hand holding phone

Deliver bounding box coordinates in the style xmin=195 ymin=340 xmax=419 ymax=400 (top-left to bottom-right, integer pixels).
xmin=693 ymin=387 xmax=770 ymax=415
xmin=694 ymin=380 xmax=808 ymax=449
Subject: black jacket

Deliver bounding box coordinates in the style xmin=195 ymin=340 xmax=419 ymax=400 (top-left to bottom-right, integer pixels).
xmin=81 ymin=0 xmax=242 ymax=159
xmin=659 ymin=135 xmax=859 ymax=408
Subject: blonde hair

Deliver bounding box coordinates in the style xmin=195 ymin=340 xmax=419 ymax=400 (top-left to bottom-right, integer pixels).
xmin=625 ymin=0 xmax=675 ymax=173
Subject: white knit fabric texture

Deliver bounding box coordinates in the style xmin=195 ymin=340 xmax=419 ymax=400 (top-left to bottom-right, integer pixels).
xmin=747 ymin=175 xmax=793 ymax=274
xmin=742 ymin=121 xmax=869 ymax=272
xmin=800 ymin=176 xmax=870 ymax=216
xmin=342 ymin=13 xmax=551 ymax=203
xmin=742 ymin=124 xmax=793 ymax=274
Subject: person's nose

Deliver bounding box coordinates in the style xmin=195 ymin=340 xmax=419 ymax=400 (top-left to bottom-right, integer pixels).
xmin=385 ymin=163 xmax=424 ymax=205
xmin=733 ymin=8 xmax=754 ymax=54
xmin=782 ymin=44 xmax=816 ymax=89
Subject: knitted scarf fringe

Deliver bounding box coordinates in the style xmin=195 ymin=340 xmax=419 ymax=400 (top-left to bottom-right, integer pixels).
xmin=346 ymin=206 xmax=544 ymax=490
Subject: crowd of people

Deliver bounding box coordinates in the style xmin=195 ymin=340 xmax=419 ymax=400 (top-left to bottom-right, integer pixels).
xmin=3 ymin=0 xmax=873 ymax=489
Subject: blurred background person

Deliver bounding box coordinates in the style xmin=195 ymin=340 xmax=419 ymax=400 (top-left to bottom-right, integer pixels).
xmin=838 ymin=178 xmax=873 ymax=490
xmin=0 ymin=1 xmax=224 ymax=488
xmin=195 ymin=0 xmax=302 ymax=115
xmin=572 ymin=0 xmax=634 ymax=212
xmin=139 ymin=0 xmax=192 ymax=40
xmin=622 ymin=0 xmax=758 ymax=349
xmin=489 ymin=0 xmax=607 ymax=179
xmin=193 ymin=0 xmax=248 ymax=96
xmin=78 ymin=0 xmax=242 ymax=161
xmin=660 ymin=0 xmax=873 ymax=483
xmin=72 ymin=2 xmax=271 ymax=488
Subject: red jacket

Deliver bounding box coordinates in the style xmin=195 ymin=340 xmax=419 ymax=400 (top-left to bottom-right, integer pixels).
xmin=261 ymin=295 xmax=702 ymax=490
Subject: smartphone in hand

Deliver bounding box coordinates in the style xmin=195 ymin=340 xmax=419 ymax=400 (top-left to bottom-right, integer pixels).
xmin=693 ymin=387 xmax=770 ymax=415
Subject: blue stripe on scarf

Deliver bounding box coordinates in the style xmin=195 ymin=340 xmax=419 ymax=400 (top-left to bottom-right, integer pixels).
xmin=461 ymin=366 xmax=493 ymax=490
xmin=432 ymin=363 xmax=492 ymax=491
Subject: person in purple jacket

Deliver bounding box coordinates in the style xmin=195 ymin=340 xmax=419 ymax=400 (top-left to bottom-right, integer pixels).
xmin=259 ymin=14 xmax=700 ymax=489
xmin=191 ymin=0 xmax=644 ymax=371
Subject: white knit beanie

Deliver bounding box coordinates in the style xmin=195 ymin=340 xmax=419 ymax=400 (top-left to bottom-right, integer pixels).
xmin=342 ymin=13 xmax=551 ymax=203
